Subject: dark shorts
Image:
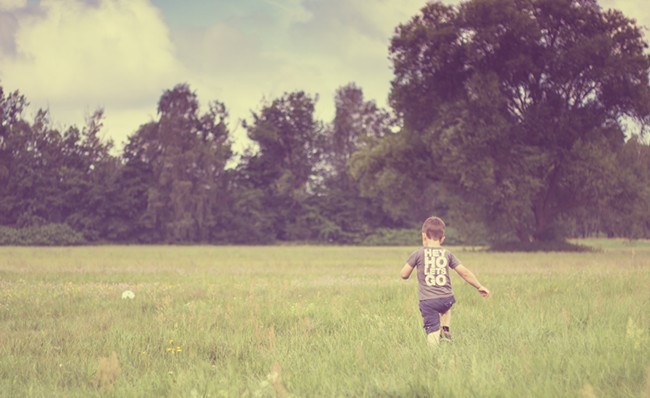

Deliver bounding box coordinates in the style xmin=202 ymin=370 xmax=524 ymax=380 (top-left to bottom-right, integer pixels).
xmin=419 ymin=296 xmax=456 ymax=334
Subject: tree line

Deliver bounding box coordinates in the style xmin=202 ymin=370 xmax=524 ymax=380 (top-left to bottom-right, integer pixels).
xmin=0 ymin=83 xmax=404 ymax=245
xmin=1 ymin=0 xmax=649 ymax=246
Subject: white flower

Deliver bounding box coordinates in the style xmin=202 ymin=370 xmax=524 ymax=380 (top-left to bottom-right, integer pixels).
xmin=121 ymin=290 xmax=135 ymax=299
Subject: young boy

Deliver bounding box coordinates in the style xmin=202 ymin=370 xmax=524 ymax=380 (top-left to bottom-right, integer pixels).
xmin=401 ymin=216 xmax=490 ymax=347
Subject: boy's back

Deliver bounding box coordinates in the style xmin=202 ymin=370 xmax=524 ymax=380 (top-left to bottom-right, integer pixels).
xmin=406 ymin=247 xmax=460 ymax=301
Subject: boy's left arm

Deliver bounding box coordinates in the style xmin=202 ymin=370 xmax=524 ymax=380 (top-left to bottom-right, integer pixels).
xmin=400 ymin=264 xmax=414 ymax=279
xmin=454 ymin=265 xmax=490 ymax=297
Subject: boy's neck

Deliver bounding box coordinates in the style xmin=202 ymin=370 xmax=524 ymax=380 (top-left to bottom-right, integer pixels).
xmin=423 ymin=239 xmax=443 ymax=247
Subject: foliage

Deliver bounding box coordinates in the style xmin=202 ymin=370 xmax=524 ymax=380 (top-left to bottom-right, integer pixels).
xmin=353 ymin=0 xmax=650 ymax=244
xmin=359 ymin=226 xmax=464 ymax=246
xmin=488 ymin=239 xmax=592 ymax=252
xmin=236 ymin=91 xmax=323 ymax=241
xmin=358 ymin=228 xmax=421 ymax=246
xmin=316 ymin=84 xmax=405 ymax=243
xmin=350 ymin=130 xmax=446 ymax=225
xmin=121 ymin=84 xmax=233 ymax=243
xmin=586 ymin=136 xmax=650 ymax=238
xmin=0 ymin=91 xmax=119 ymax=242
xmin=0 ymin=223 xmax=86 ymax=245
xmin=322 ymin=83 xmax=394 ymax=178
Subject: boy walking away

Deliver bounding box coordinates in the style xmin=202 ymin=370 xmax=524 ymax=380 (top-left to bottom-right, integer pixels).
xmin=401 ymin=216 xmax=490 ymax=347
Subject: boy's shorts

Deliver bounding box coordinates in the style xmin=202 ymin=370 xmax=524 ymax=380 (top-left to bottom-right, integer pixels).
xmin=419 ymin=296 xmax=456 ymax=334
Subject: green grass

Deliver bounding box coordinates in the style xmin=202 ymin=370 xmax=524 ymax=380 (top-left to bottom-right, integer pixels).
xmin=0 ymin=243 xmax=648 ymax=397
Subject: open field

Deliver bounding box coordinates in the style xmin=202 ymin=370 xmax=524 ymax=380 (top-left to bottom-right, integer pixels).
xmin=0 ymin=242 xmax=649 ymax=397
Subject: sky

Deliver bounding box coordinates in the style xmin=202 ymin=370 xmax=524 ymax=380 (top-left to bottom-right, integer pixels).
xmin=0 ymin=0 xmax=648 ymax=154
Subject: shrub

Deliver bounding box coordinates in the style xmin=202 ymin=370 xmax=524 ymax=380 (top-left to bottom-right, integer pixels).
xmin=0 ymin=226 xmax=20 ymax=245
xmin=489 ymin=240 xmax=593 ymax=252
xmin=0 ymin=224 xmax=86 ymax=246
xmin=358 ymin=228 xmax=420 ymax=246
xmin=358 ymin=227 xmax=465 ymax=246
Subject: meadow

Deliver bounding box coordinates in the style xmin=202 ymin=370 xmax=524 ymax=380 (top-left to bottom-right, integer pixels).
xmin=0 ymin=242 xmax=648 ymax=397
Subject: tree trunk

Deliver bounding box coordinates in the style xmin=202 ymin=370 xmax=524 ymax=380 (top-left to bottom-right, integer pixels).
xmin=515 ymin=224 xmax=531 ymax=243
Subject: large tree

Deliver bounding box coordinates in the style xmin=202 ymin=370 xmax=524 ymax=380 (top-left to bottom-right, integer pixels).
xmin=122 ymin=84 xmax=232 ymax=243
xmin=236 ymin=91 xmax=323 ymax=241
xmin=324 ymin=83 xmax=394 ymax=177
xmin=315 ymin=83 xmax=403 ymax=242
xmin=353 ymin=0 xmax=650 ymax=243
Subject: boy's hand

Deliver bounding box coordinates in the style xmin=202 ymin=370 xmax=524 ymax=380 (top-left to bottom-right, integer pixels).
xmin=477 ymin=285 xmax=490 ymax=297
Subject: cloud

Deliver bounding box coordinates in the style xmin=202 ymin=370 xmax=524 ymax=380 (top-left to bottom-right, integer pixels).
xmin=4 ymin=0 xmax=643 ymax=155
xmin=262 ymin=0 xmax=312 ymax=25
xmin=164 ymin=0 xmax=430 ymax=153
xmin=0 ymin=0 xmax=26 ymax=11
xmin=5 ymin=0 xmax=183 ymax=101
xmin=0 ymin=0 xmax=431 ymax=153
xmin=0 ymin=0 xmax=185 ymax=144
xmin=276 ymin=0 xmax=427 ymax=109
xmin=169 ymin=21 xmax=273 ymax=146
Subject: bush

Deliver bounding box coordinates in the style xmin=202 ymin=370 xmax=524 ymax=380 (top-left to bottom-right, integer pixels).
xmin=357 ymin=226 xmax=466 ymax=246
xmin=0 ymin=224 xmax=86 ymax=246
xmin=358 ymin=228 xmax=420 ymax=246
xmin=488 ymin=240 xmax=593 ymax=252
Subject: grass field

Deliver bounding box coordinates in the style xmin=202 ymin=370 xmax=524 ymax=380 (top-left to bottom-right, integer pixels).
xmin=0 ymin=242 xmax=649 ymax=397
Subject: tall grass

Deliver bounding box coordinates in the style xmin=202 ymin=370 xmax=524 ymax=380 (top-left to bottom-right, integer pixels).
xmin=0 ymin=243 xmax=648 ymax=397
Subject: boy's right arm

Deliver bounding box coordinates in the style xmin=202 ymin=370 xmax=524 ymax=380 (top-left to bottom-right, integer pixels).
xmin=454 ymin=265 xmax=490 ymax=297
xmin=400 ymin=263 xmax=414 ymax=279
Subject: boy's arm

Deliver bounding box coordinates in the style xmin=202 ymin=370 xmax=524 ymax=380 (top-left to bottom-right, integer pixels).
xmin=400 ymin=264 xmax=414 ymax=279
xmin=454 ymin=265 xmax=490 ymax=297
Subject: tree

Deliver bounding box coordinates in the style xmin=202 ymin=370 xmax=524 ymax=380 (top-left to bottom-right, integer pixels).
xmin=314 ymin=84 xmax=404 ymax=241
xmin=59 ymin=110 xmax=120 ymax=240
xmin=122 ymin=84 xmax=232 ymax=243
xmin=323 ymin=83 xmax=394 ymax=177
xmin=354 ymin=0 xmax=650 ymax=243
xmin=588 ymin=137 xmax=650 ymax=238
xmin=236 ymin=91 xmax=322 ymax=241
xmin=0 ymin=106 xmax=74 ymax=228
xmin=0 ymin=85 xmax=118 ymax=240
xmin=0 ymin=87 xmax=28 ymax=225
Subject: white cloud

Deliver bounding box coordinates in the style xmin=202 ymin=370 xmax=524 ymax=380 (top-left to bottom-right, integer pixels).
xmin=0 ymin=0 xmax=26 ymax=11
xmin=168 ymin=0 xmax=430 ymax=152
xmin=0 ymin=0 xmax=185 ymax=147
xmin=0 ymin=0 xmax=430 ymax=153
xmin=276 ymin=0 xmax=427 ymax=113
xmin=7 ymin=0 xmax=183 ymax=100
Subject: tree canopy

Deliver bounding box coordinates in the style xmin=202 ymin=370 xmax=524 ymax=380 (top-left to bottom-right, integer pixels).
xmin=352 ymin=0 xmax=650 ymax=243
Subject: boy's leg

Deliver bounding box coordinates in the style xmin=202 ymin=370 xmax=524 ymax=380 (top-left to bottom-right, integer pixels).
xmin=426 ymin=331 xmax=440 ymax=347
xmin=440 ymin=308 xmax=453 ymax=340
xmin=440 ymin=309 xmax=451 ymax=329
xmin=419 ymin=299 xmax=442 ymax=348
xmin=420 ymin=297 xmax=455 ymax=347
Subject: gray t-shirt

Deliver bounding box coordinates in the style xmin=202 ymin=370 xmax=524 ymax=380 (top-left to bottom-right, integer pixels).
xmin=407 ymin=247 xmax=460 ymax=301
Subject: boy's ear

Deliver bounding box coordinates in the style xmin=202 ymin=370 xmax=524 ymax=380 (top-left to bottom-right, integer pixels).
xmin=440 ymin=236 xmax=445 ymax=244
